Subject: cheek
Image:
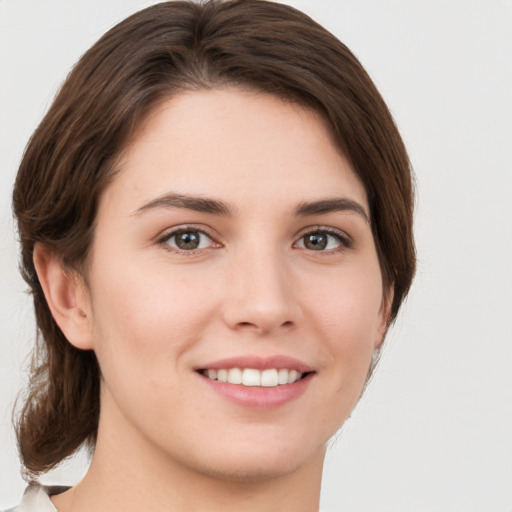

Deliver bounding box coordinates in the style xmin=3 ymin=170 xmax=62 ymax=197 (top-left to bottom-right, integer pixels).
xmin=87 ymin=253 xmax=214 ymax=385
xmin=307 ymin=262 xmax=384 ymax=345
xmin=302 ymin=259 xmax=384 ymax=403
xmin=86 ymin=262 xmax=215 ymax=436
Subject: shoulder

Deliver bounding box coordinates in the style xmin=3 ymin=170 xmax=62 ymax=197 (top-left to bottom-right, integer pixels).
xmin=3 ymin=485 xmax=69 ymax=512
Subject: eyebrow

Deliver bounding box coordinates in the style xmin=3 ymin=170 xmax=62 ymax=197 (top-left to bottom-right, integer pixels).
xmin=132 ymin=192 xmax=369 ymax=224
xmin=132 ymin=192 xmax=235 ymax=217
xmin=294 ymin=198 xmax=370 ymax=224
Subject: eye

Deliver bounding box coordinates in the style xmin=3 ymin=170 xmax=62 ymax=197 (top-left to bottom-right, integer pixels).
xmin=295 ymin=228 xmax=351 ymax=252
xmin=161 ymin=228 xmax=217 ymax=252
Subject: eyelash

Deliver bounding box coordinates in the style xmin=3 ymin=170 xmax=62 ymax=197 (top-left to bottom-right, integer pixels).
xmin=294 ymin=227 xmax=353 ymax=254
xmin=157 ymin=225 xmax=352 ymax=255
xmin=158 ymin=226 xmax=219 ymax=254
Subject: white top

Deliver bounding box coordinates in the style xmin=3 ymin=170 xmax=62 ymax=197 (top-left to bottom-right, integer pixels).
xmin=4 ymin=485 xmax=64 ymax=512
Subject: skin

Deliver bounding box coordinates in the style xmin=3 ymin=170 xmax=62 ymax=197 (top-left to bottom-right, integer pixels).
xmin=35 ymin=89 xmax=390 ymax=512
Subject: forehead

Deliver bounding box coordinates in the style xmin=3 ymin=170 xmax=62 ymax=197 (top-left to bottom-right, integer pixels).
xmin=103 ymin=88 xmax=368 ymax=216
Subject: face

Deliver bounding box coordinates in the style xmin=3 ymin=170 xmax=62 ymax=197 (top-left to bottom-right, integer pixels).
xmin=80 ymin=89 xmax=388 ymax=480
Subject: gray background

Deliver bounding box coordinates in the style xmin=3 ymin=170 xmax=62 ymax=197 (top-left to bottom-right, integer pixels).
xmin=1 ymin=1 xmax=511 ymax=510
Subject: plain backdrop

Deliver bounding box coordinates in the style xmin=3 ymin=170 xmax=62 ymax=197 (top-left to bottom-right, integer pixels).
xmin=1 ymin=1 xmax=511 ymax=510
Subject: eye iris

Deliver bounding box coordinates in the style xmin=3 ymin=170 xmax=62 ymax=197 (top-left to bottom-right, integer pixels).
xmin=304 ymin=233 xmax=328 ymax=250
xmin=176 ymin=231 xmax=200 ymax=250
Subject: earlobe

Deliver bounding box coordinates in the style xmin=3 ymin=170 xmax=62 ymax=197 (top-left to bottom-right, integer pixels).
xmin=33 ymin=243 xmax=94 ymax=350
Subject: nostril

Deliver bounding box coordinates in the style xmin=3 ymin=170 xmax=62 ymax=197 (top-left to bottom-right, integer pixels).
xmin=236 ymin=320 xmax=294 ymax=329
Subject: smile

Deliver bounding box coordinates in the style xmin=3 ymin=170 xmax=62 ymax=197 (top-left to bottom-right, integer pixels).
xmin=196 ymin=356 xmax=314 ymax=408
xmin=200 ymin=368 xmax=304 ymax=387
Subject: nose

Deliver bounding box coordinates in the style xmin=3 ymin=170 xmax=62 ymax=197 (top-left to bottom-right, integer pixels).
xmin=221 ymin=244 xmax=300 ymax=335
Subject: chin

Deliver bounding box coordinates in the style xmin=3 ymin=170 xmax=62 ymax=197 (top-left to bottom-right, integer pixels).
xmin=172 ymin=429 xmax=328 ymax=484
xmin=191 ymin=449 xmax=323 ymax=483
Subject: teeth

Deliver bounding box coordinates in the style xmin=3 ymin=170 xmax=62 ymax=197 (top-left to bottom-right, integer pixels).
xmin=242 ymin=368 xmax=261 ymax=386
xmin=261 ymin=369 xmax=278 ymax=387
xmin=228 ymin=368 xmax=242 ymax=385
xmin=278 ymin=368 xmax=289 ymax=385
xmin=202 ymin=368 xmax=304 ymax=387
xmin=288 ymin=369 xmax=298 ymax=384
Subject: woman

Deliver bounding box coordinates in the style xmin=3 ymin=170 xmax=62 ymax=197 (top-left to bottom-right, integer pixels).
xmin=9 ymin=1 xmax=415 ymax=511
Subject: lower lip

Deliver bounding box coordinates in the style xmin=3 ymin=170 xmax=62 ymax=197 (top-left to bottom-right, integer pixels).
xmin=199 ymin=373 xmax=314 ymax=409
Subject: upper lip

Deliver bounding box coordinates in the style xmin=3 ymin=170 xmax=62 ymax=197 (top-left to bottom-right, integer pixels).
xmin=195 ymin=355 xmax=314 ymax=373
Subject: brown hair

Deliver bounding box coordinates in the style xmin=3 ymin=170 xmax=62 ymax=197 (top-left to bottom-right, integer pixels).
xmin=13 ymin=0 xmax=415 ymax=476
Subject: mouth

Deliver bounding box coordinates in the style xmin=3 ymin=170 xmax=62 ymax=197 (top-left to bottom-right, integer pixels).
xmin=198 ymin=367 xmax=310 ymax=387
xmin=195 ymin=356 xmax=315 ymax=409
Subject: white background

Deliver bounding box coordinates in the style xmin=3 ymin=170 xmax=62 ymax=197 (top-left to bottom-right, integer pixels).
xmin=1 ymin=1 xmax=511 ymax=510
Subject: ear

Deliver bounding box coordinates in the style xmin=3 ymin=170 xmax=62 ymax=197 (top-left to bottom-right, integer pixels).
xmin=375 ymin=289 xmax=394 ymax=349
xmin=33 ymin=242 xmax=94 ymax=350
